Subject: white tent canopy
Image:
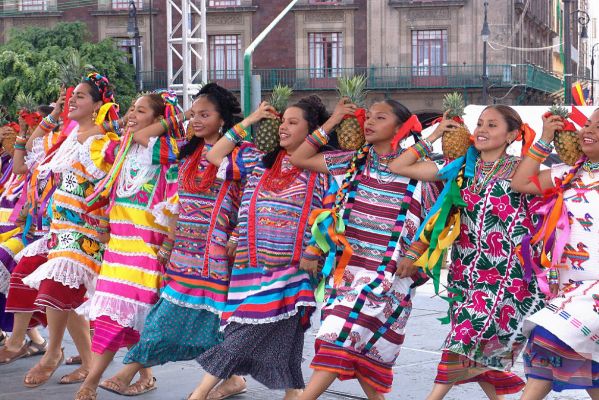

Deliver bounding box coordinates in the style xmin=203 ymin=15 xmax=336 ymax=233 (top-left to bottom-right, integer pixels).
xmin=422 ymin=105 xmax=597 ymax=156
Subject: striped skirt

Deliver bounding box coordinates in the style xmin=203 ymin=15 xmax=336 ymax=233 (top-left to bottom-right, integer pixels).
xmin=91 ymin=315 xmax=140 ymax=354
xmin=524 ymin=325 xmax=599 ymax=392
xmin=5 ymin=255 xmax=48 ymax=327
xmin=434 ymin=350 xmax=525 ymax=395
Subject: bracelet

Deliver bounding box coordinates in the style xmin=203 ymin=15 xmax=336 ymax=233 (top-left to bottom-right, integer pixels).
xmin=306 ymin=127 xmax=330 ymax=149
xmin=13 ymin=143 xmax=26 ymax=151
xmin=537 ymin=138 xmax=554 ymax=150
xmin=162 ymin=238 xmax=174 ymax=251
xmin=15 ymin=135 xmax=27 ymax=142
xmin=527 ymin=141 xmax=553 ymax=163
xmin=224 ymin=123 xmax=249 ymax=144
xmin=547 ymin=268 xmax=559 ymax=285
xmin=410 ymin=139 xmax=433 ymax=159
xmin=404 ymin=240 xmax=428 ymax=261
xmin=303 ymin=244 xmax=324 ymax=261
xmin=228 ymin=235 xmax=239 ymax=244
xmin=159 ymin=118 xmax=169 ymax=133
xmin=39 ymin=116 xmax=58 ymax=133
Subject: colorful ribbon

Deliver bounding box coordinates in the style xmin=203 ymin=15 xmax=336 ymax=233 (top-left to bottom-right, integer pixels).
xmin=516 ymin=123 xmax=536 ymax=157
xmin=391 ymin=114 xmax=422 ymax=152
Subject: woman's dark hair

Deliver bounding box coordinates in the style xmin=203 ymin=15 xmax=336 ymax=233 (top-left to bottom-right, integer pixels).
xmin=263 ymin=95 xmax=329 ymax=168
xmin=179 ymin=83 xmax=242 ymax=159
xmin=37 ymin=105 xmax=54 ymax=118
xmin=482 ymin=104 xmax=522 ymax=132
xmin=381 ymin=99 xmax=412 ymax=125
xmin=81 ymin=80 xmax=103 ymax=103
xmin=141 ymin=93 xmax=166 ymax=118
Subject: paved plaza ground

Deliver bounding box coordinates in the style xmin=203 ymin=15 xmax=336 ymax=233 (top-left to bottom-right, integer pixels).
xmin=0 ymin=274 xmax=590 ymax=399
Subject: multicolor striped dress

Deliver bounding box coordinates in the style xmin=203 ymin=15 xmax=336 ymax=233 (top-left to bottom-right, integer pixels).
xmin=124 ymin=143 xmax=244 ymax=366
xmin=310 ymin=149 xmax=427 ymax=394
xmin=86 ymin=136 xmax=178 ymax=354
xmin=197 ymin=147 xmax=328 ymax=390
xmin=22 ymin=129 xmax=111 ymax=310
xmin=523 ymin=164 xmax=599 ymax=391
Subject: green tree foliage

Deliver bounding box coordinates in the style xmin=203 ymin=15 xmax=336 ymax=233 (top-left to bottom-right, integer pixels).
xmin=0 ymin=22 xmax=135 ymax=117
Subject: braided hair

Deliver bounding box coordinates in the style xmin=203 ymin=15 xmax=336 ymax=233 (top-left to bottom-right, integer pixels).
xmin=179 ymin=83 xmax=241 ymax=160
xmin=263 ymin=95 xmax=330 ymax=168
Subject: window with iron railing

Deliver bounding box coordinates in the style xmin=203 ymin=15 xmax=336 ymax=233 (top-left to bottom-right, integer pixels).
xmin=412 ymin=29 xmax=447 ymax=76
xmin=208 ymin=0 xmax=241 ymax=7
xmin=308 ymin=32 xmax=343 ymax=78
xmin=18 ymin=0 xmax=48 ymax=11
xmin=209 ymin=35 xmax=241 ymax=80
xmin=112 ymin=0 xmax=143 ymax=11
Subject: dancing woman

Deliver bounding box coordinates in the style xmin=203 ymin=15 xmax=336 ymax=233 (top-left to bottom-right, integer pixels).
xmin=512 ymin=110 xmax=599 ymax=399
xmin=389 ymin=105 xmax=545 ymax=399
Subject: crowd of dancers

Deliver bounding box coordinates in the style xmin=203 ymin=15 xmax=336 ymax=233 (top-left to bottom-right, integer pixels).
xmin=0 ymin=71 xmax=596 ymax=400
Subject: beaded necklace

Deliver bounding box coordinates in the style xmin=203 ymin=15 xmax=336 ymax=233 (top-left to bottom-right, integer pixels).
xmin=262 ymin=150 xmax=302 ymax=192
xmin=468 ymin=155 xmax=515 ymax=194
xmin=367 ymin=148 xmax=399 ymax=184
xmin=582 ymin=159 xmax=599 ymax=179
xmin=181 ymin=141 xmax=217 ymax=193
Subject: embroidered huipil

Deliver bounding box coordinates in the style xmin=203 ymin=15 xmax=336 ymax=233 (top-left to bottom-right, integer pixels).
xmin=160 ymin=143 xmax=245 ymax=315
xmin=23 ymin=129 xmax=112 ymax=292
xmin=524 ymin=164 xmax=599 ymax=362
xmin=220 ymin=146 xmax=328 ymax=326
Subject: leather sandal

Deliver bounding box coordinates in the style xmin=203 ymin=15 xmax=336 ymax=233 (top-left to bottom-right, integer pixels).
xmin=23 ymin=350 xmax=64 ymax=388
xmin=65 ymin=354 xmax=82 ymax=365
xmin=0 ymin=342 xmax=30 ymax=365
xmin=99 ymin=376 xmax=129 ymax=395
xmin=123 ymin=377 xmax=157 ymax=396
xmin=25 ymin=339 xmax=47 ymax=357
xmin=74 ymin=386 xmax=97 ymax=400
xmin=59 ymin=366 xmax=89 ymax=384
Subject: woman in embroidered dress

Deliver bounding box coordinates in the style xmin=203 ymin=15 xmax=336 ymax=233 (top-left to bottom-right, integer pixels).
xmin=188 ymin=95 xmax=333 ymax=400
xmin=389 ymin=105 xmax=545 ymax=399
xmin=511 ymin=110 xmax=599 ymax=399
xmin=98 ymin=83 xmax=246 ymax=399
xmin=288 ymin=99 xmax=429 ymax=400
xmin=18 ymin=73 xmax=120 ymax=389
xmin=0 ymin=105 xmax=55 ymax=364
xmin=72 ymin=91 xmax=184 ymax=400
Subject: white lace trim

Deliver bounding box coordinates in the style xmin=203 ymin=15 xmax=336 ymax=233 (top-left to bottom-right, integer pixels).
xmin=87 ymin=293 xmax=154 ymax=332
xmin=161 ymin=292 xmax=222 ymax=316
xmin=22 ymin=257 xmax=97 ymax=293
xmin=38 ymin=128 xmax=82 ymax=174
xmin=115 ymin=143 xmax=160 ymax=199
xmin=151 ymin=201 xmax=179 ymax=228
xmin=15 ymin=235 xmax=49 ymax=262
xmin=0 ymin=261 xmax=10 ymax=295
xmin=25 ymin=137 xmax=46 ymax=170
xmin=216 ymin=158 xmax=229 ymax=180
xmin=220 ymin=301 xmax=316 ymax=331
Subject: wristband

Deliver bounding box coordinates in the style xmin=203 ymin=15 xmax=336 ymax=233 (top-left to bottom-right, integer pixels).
xmin=13 ymin=143 xmax=26 ymax=151
xmin=224 ymin=123 xmax=249 ymax=144
xmin=527 ymin=141 xmax=553 ymax=163
xmin=306 ymin=127 xmax=330 ymax=149
xmin=547 ymin=268 xmax=559 ymax=285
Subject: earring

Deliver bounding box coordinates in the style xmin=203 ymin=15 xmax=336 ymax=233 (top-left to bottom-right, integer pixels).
xmin=92 ymin=111 xmax=98 ymax=122
xmin=219 ymin=126 xmax=224 ymax=135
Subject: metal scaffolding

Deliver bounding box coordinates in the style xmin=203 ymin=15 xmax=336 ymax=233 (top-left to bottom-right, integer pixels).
xmin=166 ymin=0 xmax=207 ymax=109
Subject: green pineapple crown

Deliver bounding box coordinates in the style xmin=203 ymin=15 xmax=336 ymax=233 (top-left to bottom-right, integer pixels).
xmin=442 ymin=92 xmax=465 ymax=119
xmin=269 ymin=84 xmax=293 ymax=114
xmin=336 ymin=75 xmax=367 ymax=106
xmin=58 ymin=50 xmax=95 ymax=87
xmin=549 ymin=104 xmax=570 ymax=119
xmin=15 ymin=93 xmax=38 ymax=112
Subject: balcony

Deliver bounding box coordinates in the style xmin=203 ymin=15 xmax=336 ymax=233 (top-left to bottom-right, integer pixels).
xmin=140 ymin=64 xmax=563 ymax=95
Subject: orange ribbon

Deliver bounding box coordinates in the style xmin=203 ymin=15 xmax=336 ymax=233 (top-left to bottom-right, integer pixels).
xmin=391 ymin=114 xmax=422 ymax=152
xmin=517 ymin=123 xmax=536 ymax=157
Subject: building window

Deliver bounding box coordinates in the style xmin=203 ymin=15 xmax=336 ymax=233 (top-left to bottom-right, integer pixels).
xmin=308 ymin=0 xmax=341 ymax=4
xmin=411 ymin=30 xmax=447 ymax=76
xmin=308 ymin=32 xmax=343 ymax=78
xmin=209 ymin=35 xmax=241 ymax=80
xmin=112 ymin=0 xmax=143 ymax=11
xmin=18 ymin=0 xmax=48 ymax=11
xmin=208 ymin=0 xmax=240 ymax=7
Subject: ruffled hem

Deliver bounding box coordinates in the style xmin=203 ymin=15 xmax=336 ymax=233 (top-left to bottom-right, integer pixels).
xmin=222 ymin=301 xmax=316 ymax=329
xmin=24 ymin=137 xmax=46 ymax=170
xmin=15 ymin=235 xmax=49 ymax=263
xmin=151 ymin=200 xmax=179 ymax=229
xmin=88 ymin=294 xmax=154 ymax=332
xmin=161 ymin=292 xmax=222 ymax=316
xmin=22 ymin=257 xmax=97 ymax=293
xmin=0 ymin=261 xmax=10 ymax=295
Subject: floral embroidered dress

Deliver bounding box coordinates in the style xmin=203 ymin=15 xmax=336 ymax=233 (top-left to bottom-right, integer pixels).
xmin=86 ymin=136 xmax=178 ymax=353
xmin=523 ymin=164 xmax=599 ymax=390
xmin=312 ymin=149 xmax=426 ymax=394
xmin=124 ymin=143 xmax=244 ymax=366
xmin=438 ymin=155 xmax=544 ymax=393
xmin=22 ymin=129 xmax=112 ymax=307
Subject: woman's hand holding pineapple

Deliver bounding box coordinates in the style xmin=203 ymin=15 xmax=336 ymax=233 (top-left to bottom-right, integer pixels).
xmin=320 ymin=98 xmax=357 ymax=134
xmin=240 ymin=101 xmax=278 ymax=128
xmin=427 ymin=111 xmax=460 ymax=143
xmin=540 ymin=113 xmax=565 ymax=143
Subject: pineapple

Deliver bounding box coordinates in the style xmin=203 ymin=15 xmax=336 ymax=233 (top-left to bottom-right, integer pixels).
xmin=336 ymin=75 xmax=367 ymax=150
xmin=255 ymin=84 xmax=293 ymax=152
xmin=441 ymin=92 xmax=471 ymax=159
xmin=58 ymin=50 xmax=95 ymax=87
xmin=549 ymin=105 xmax=582 ymax=166
xmin=15 ymin=92 xmax=38 ymax=113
